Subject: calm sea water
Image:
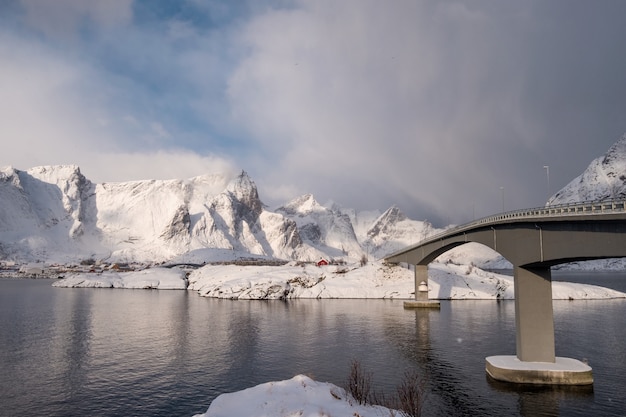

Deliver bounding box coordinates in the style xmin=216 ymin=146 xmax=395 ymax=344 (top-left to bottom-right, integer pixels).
xmin=0 ymin=273 xmax=625 ymax=417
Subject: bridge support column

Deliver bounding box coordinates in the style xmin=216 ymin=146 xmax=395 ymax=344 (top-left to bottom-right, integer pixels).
xmin=404 ymin=265 xmax=440 ymax=308
xmin=486 ymin=265 xmax=593 ymax=385
xmin=514 ymin=266 xmax=555 ymax=362
xmin=414 ymin=265 xmax=428 ymax=300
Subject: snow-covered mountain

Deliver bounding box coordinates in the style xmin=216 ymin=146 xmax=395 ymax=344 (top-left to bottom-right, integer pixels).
xmin=6 ymin=132 xmax=626 ymax=267
xmin=0 ymin=165 xmax=436 ymax=264
xmin=548 ymin=133 xmax=626 ymax=205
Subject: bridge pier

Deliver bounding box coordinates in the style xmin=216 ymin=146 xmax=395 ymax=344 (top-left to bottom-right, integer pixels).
xmin=414 ymin=264 xmax=428 ymax=298
xmin=485 ymin=265 xmax=593 ymax=385
xmin=514 ymin=266 xmax=555 ymax=362
xmin=404 ymin=265 xmax=440 ymax=308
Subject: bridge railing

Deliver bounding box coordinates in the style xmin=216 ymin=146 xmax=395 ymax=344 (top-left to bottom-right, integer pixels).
xmin=410 ymin=198 xmax=626 ymax=250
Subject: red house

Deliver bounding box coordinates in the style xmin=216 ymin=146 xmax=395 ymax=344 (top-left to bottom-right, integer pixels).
xmin=316 ymin=258 xmax=329 ymax=267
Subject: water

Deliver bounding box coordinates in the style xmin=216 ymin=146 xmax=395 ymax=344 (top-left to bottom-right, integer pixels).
xmin=0 ymin=274 xmax=625 ymax=417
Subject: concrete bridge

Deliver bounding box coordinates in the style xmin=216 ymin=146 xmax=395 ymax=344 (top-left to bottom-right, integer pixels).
xmin=384 ymin=199 xmax=626 ymax=385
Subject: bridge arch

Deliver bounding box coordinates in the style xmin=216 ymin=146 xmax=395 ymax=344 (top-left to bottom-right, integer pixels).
xmin=395 ymin=219 xmax=626 ymax=269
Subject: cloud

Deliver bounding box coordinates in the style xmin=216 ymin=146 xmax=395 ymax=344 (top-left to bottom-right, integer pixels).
xmin=225 ymin=0 xmax=626 ymax=224
xmin=83 ymin=150 xmax=236 ymax=183
xmin=0 ymin=31 xmax=105 ymax=163
xmin=18 ymin=0 xmax=133 ymax=39
xmin=225 ymin=1 xmax=532 ymax=219
xmin=0 ymin=26 xmax=235 ymax=183
xmin=2 ymin=0 xmax=626 ymax=226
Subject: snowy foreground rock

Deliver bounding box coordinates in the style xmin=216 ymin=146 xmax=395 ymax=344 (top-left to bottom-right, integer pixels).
xmin=54 ymin=261 xmax=626 ymax=300
xmin=192 ymin=375 xmax=395 ymax=417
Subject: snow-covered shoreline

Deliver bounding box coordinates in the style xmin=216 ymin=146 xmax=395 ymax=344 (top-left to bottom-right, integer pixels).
xmin=52 ymin=261 xmax=626 ymax=300
xmin=52 ymin=267 xmax=188 ymax=289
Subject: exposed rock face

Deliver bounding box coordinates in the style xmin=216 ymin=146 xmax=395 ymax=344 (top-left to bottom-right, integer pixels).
xmin=160 ymin=206 xmax=191 ymax=240
xmin=226 ymin=171 xmax=264 ymax=220
xmin=365 ymin=206 xmax=436 ymax=258
xmin=367 ymin=206 xmax=407 ymax=238
xmin=0 ymin=165 xmax=96 ymax=259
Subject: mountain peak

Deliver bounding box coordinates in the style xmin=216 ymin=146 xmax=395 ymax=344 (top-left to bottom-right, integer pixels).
xmin=225 ymin=170 xmax=263 ymax=218
xmin=277 ymin=194 xmax=324 ymax=216
xmin=367 ymin=206 xmax=407 ymax=238
xmin=602 ymin=133 xmax=626 ymax=166
xmin=548 ymin=132 xmax=626 ymax=204
xmin=28 ymin=164 xmax=82 ymax=176
xmin=379 ymin=206 xmax=407 ymax=223
xmin=226 ymin=169 xmax=254 ymax=195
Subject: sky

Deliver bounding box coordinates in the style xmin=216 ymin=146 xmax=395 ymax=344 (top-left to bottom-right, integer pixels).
xmin=2 ymin=0 xmax=626 ymax=227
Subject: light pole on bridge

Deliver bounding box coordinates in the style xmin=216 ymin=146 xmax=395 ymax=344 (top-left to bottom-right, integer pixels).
xmin=544 ymin=165 xmax=550 ymax=201
xmin=500 ymin=186 xmax=505 ymax=212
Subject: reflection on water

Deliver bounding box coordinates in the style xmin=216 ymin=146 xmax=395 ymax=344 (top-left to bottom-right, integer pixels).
xmin=0 ymin=277 xmax=624 ymax=416
xmin=488 ymin=378 xmax=594 ymax=417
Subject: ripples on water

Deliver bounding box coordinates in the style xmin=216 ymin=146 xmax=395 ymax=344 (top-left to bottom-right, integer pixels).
xmin=0 ymin=276 xmax=625 ymax=416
